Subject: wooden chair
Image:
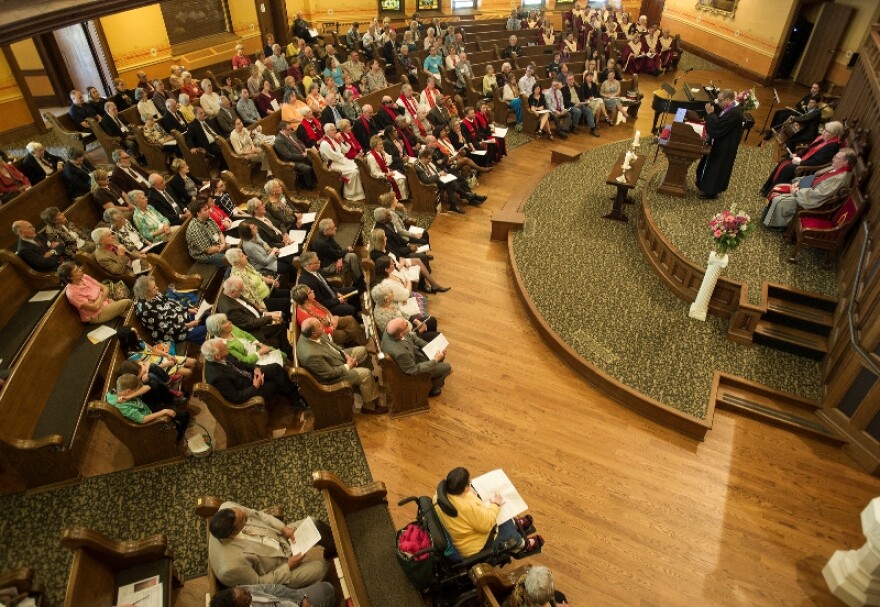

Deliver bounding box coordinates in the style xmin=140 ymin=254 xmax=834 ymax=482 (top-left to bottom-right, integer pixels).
xmin=60 ymin=526 xmax=181 ymax=607
xmin=355 ymin=155 xmax=392 ymax=203
xmin=193 ymin=373 xmax=270 ymax=449
xmin=787 ymin=190 xmax=866 ymax=267
xmin=404 ymin=162 xmax=439 ymax=215
xmin=217 ymin=136 xmax=263 ymax=188
xmin=172 ymin=130 xmax=217 ymax=181
xmin=135 ymin=127 xmax=173 ymax=174
xmin=470 ymin=563 xmax=533 ymax=607
xmin=0 ymin=567 xmax=45 ymax=606
xmin=307 ymin=148 xmax=344 ymax=197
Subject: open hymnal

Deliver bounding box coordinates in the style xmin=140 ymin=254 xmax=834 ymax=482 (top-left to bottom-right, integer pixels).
xmin=404 ymin=265 xmax=420 ymax=282
xmin=288 ymin=516 xmax=322 ymax=555
xmin=228 ymin=219 xmax=245 ymax=229
xmin=258 ymin=349 xmax=285 ymax=367
xmin=470 ymin=469 xmax=528 ymax=524
xmin=28 ymin=289 xmax=60 ymax=303
xmin=421 ymin=332 xmax=448 ymax=361
xmin=117 ymin=575 xmax=163 ymax=607
xmin=277 ymin=243 xmax=299 ymax=258
xmin=415 ymin=244 xmax=430 ymax=254
xmin=493 ymin=126 xmax=509 ymax=138
xmin=439 ymin=173 xmax=457 ymax=184
xmin=225 ymin=236 xmax=241 ymax=246
xmin=87 ymin=325 xmax=118 ymax=344
xmin=270 ymin=99 xmax=280 ymax=112
xmin=300 ymin=212 xmax=317 ymax=224
xmin=194 ymin=299 xmax=213 ymax=322
xmin=131 ymin=259 xmax=150 ymax=275
xmin=407 ymin=225 xmax=425 ymax=237
xmin=400 ymin=297 xmax=420 ymax=316
xmin=140 ymin=240 xmax=164 ymax=253
xmin=288 ymin=229 xmax=308 ymax=243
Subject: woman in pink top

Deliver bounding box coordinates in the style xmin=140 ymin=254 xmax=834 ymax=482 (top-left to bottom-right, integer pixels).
xmin=59 ymin=262 xmax=132 ymax=323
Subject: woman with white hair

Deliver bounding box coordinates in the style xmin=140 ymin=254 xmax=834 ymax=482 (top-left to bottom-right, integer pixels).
xmin=135 ymin=88 xmax=160 ymax=122
xmin=180 ymin=71 xmax=202 ymax=101
xmin=133 ymin=275 xmax=206 ymax=344
xmin=224 ymin=247 xmax=290 ymax=315
xmin=199 ymin=79 xmax=222 ymax=118
xmin=318 ymin=123 xmax=365 ymax=201
xmin=104 ymin=208 xmax=148 ymax=253
xmin=92 ymin=226 xmax=148 ymax=276
xmin=205 ymin=312 xmax=287 ymax=365
xmin=178 ymin=93 xmax=195 ymax=122
xmin=130 ymin=189 xmax=177 ymax=244
xmin=503 ymin=565 xmax=569 ymax=607
xmin=371 ymin=283 xmax=439 ymax=340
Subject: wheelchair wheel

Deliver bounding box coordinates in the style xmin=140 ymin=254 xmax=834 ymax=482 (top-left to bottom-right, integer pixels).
xmin=450 ymin=589 xmax=479 ymax=607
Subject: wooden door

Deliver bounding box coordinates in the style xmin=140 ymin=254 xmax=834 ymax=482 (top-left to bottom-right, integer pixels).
xmin=254 ymin=0 xmax=290 ymax=49
xmin=795 ymin=2 xmax=853 ymax=86
xmin=639 ymin=0 xmax=665 ymax=27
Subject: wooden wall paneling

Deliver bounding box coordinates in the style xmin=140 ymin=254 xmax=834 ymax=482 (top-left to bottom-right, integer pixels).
xmin=1 ymin=46 xmax=44 ymax=135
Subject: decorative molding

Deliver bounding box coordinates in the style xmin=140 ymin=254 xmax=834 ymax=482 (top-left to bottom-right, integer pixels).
xmin=693 ymin=0 xmax=739 ymax=20
xmin=679 ymin=40 xmax=773 ymax=85
xmin=663 ymin=7 xmax=777 ymax=54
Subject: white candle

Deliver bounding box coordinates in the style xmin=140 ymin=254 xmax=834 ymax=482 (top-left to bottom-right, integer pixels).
xmin=633 ymin=130 xmax=641 ymax=146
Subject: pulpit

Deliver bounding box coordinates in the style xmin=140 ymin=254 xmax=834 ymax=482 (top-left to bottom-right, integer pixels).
xmin=657 ymin=121 xmax=710 ymax=197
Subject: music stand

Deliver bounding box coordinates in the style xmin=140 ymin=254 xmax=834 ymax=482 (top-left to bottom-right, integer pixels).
xmin=654 ymin=81 xmax=677 ymax=137
xmin=757 ymin=87 xmax=779 ymax=140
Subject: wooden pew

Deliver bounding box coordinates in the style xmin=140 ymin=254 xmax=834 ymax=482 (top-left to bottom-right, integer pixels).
xmin=0 ymin=292 xmax=124 ymax=489
xmin=0 ymin=567 xmax=45 ymax=606
xmin=354 ymin=155 xmax=392 ymax=203
xmin=217 ymin=136 xmax=263 ymax=188
xmin=192 ymin=368 xmax=271 ymax=449
xmin=86 ymin=308 xmax=183 ymax=467
xmin=312 ymin=470 xmax=424 ymax=606
xmin=135 ymin=127 xmax=173 ymax=174
xmin=60 ymin=526 xmax=181 ymax=607
xmin=404 ymin=162 xmax=439 ymax=215
xmin=309 ymin=188 xmax=364 ymax=253
xmin=470 ymin=563 xmax=533 ymax=606
xmin=0 ymin=172 xmax=69 ymax=251
xmin=43 ymin=112 xmax=97 ymax=155
xmin=367 ymin=313 xmax=431 ymax=418
xmin=307 ymin=148 xmax=344 ymax=198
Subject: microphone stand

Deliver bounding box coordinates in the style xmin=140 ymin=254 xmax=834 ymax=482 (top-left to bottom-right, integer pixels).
xmin=756 ymin=87 xmax=778 ymax=146
xmin=652 ymin=68 xmax=692 ymax=162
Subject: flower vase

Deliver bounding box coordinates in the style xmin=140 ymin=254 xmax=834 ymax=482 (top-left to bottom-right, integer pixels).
xmin=689 ymin=250 xmax=729 ymax=321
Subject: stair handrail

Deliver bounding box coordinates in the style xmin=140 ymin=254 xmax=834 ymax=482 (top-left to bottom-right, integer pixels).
xmin=847 ymin=220 xmax=880 ymax=377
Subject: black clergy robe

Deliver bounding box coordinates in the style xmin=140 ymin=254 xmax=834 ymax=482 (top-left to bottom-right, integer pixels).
xmin=696 ymin=103 xmax=744 ymax=197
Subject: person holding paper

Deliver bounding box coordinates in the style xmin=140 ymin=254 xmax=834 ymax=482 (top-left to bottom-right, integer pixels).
xmin=187 ymin=200 xmax=231 ymax=267
xmin=371 ymin=284 xmax=439 ymax=341
xmin=104 ymin=208 xmax=149 ymax=254
xmin=311 ymin=218 xmax=367 ymax=292
xmin=238 ymin=223 xmax=295 ymax=282
xmin=527 ymin=84 xmax=553 ymax=140
xmin=202 ymin=339 xmax=301 ymax=406
xmin=59 ymin=262 xmax=133 ymax=324
xmin=226 ymin=249 xmax=291 ymax=317
xmin=379 ymin=191 xmax=430 ymax=247
xmin=218 ymin=277 xmax=289 ymax=353
xmin=434 ymin=467 xmax=544 ymax=559
xmin=230 ymin=118 xmax=272 ymax=173
xmin=370 ymin=219 xmax=449 ymax=293
xmin=297 ymin=318 xmax=386 ymax=414
xmin=92 ymin=227 xmax=149 ymax=277
xmin=297 ymin=252 xmax=362 ymax=320
xmin=263 ymin=179 xmax=306 ymax=231
xmin=130 ymin=189 xmax=178 ymax=244
xmin=209 ymin=583 xmax=336 ymax=607
xmin=291 ymin=285 xmax=369 ymax=348
xmin=167 ymin=158 xmax=205 ymax=206
xmin=367 ymin=135 xmax=410 ymax=201
xmin=244 ymin=198 xmax=294 ymax=249
xmin=206 ymin=313 xmax=287 ymax=365
xmin=208 ymin=500 xmax=333 ymax=591
xmin=382 ymin=317 xmax=451 ymax=396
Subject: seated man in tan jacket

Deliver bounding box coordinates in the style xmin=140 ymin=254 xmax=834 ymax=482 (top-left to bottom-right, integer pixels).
xmin=92 ymin=227 xmax=149 ymax=276
xmin=207 ymin=500 xmax=334 ymax=589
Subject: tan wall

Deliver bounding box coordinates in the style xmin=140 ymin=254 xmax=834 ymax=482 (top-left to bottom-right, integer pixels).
xmin=0 ymin=46 xmax=39 ymax=135
xmin=821 ymin=0 xmax=880 ymax=86
xmin=661 ymin=0 xmax=798 ymax=79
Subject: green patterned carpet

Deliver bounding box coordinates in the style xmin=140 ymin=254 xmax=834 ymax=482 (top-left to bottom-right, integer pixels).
xmin=0 ymin=429 xmax=370 ymax=606
xmin=512 ymin=141 xmax=826 ymax=419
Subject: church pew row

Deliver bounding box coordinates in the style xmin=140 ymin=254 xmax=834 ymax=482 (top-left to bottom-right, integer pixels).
xmin=366 ymin=311 xmax=432 ymax=418
xmin=60 ymin=526 xmax=181 ymax=607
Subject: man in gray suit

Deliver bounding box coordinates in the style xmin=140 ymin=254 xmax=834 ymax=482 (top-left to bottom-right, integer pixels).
xmin=381 ymin=317 xmax=451 ymax=396
xmin=207 ymin=500 xmax=332 ymax=590
xmin=296 ymin=318 xmax=386 ymax=414
xmin=274 ymin=120 xmax=316 ymax=189
xmin=215 ymin=96 xmax=239 ymax=136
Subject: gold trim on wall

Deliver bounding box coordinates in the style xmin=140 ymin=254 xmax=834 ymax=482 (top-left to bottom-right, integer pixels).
xmin=694 ymin=0 xmax=739 ymax=19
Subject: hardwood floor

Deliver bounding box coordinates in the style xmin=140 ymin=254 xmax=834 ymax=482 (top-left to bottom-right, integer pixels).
xmin=141 ymin=69 xmax=880 ymax=606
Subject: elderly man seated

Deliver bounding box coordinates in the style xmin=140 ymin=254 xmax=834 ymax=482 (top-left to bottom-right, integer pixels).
xmin=217 ymin=276 xmax=289 ymax=353
xmin=202 ymin=338 xmax=301 ymax=405
xmin=209 ymin=583 xmax=336 ymax=607
xmin=12 ymin=220 xmax=67 ymax=272
xmin=296 ymin=317 xmax=386 ymax=414
xmin=763 ymin=148 xmax=857 ymax=229
xmin=207 ymin=500 xmax=332 ymax=590
xmin=186 ymin=199 xmax=230 ymax=266
xmin=382 ymin=317 xmax=451 ymax=397
xmin=311 ymin=218 xmax=366 ymax=291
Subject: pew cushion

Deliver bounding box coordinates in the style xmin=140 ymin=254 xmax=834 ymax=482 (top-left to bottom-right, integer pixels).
xmin=32 ymin=319 xmax=121 ymax=443
xmin=0 ymin=297 xmax=56 ymax=371
xmin=345 ymin=504 xmax=424 ymax=605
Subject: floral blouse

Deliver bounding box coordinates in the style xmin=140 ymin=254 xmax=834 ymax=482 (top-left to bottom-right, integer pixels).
xmin=135 ymin=294 xmax=190 ymax=343
xmin=133 ymin=205 xmax=171 ymax=243
xmin=46 ymin=221 xmax=90 ymax=257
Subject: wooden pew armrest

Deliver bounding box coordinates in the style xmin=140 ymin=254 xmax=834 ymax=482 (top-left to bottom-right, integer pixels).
xmin=290 ymin=367 xmax=352 ymax=393
xmin=0 ymin=434 xmax=65 ymax=451
xmin=195 ymin=495 xmax=285 ymax=520
xmin=87 ymin=400 xmax=174 ymax=428
xmin=60 ymin=526 xmax=173 ymax=564
xmin=0 ymin=250 xmax=62 ymax=290
xmin=312 ymin=470 xmax=388 ymax=511
xmin=146 ymin=254 xmax=204 ymax=291
xmin=192 ymin=383 xmax=267 ymax=412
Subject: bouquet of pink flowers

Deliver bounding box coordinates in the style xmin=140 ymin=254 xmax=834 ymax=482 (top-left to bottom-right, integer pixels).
xmin=709 ymin=206 xmax=751 ymax=255
xmin=736 ymin=89 xmax=759 ymax=112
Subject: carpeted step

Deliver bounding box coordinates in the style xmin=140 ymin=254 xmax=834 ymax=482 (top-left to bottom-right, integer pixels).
xmin=753 ymin=320 xmax=828 ymax=360
xmin=712 ymin=372 xmax=845 ymax=446
xmin=764 ymin=296 xmax=834 ymax=336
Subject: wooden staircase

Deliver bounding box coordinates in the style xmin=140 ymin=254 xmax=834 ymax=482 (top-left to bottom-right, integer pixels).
xmin=752 ymin=283 xmax=837 ymax=360
xmin=710 ymin=372 xmax=846 ymax=445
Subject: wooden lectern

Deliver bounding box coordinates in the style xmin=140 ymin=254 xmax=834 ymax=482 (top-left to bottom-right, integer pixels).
xmin=657 ymin=121 xmax=710 ymax=197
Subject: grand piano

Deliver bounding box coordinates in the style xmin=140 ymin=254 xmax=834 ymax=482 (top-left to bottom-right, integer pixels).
xmin=651 ymin=81 xmax=716 ymax=133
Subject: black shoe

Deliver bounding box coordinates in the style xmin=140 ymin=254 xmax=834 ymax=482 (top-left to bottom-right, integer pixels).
xmin=698 ymin=191 xmax=717 ymax=200
xmin=591 ymin=128 xmax=600 ymax=137
xmin=449 ymin=205 xmax=466 ymax=214
xmin=428 ymin=387 xmax=442 ymax=397
xmin=558 ymin=131 xmax=568 ymax=139
xmin=468 ymin=198 xmax=484 ymax=205
xmin=433 ymin=286 xmax=451 ymax=293
xmin=426 ymin=254 xmax=434 ymax=260
xmin=361 ymin=405 xmax=390 ymax=415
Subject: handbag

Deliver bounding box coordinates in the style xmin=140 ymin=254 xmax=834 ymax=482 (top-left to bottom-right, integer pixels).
xmin=103 ymin=280 xmax=131 ymax=300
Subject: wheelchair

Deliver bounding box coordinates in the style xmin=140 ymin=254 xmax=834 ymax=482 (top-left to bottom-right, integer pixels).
xmin=396 ymin=478 xmax=542 ymax=607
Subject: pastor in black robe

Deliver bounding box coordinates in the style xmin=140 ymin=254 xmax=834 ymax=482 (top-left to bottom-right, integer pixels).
xmin=696 ymin=102 xmax=744 ymax=198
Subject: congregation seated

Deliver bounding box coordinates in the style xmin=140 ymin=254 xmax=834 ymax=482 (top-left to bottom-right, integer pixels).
xmin=318 ymin=123 xmax=366 ymax=201
xmin=434 ymin=466 xmax=544 ymax=559
xmin=133 ymin=274 xmax=207 ymax=344
xmin=762 ymin=120 xmax=844 ymax=196
xmin=382 ymin=317 xmax=451 ymax=397
xmin=68 ymin=88 xmax=99 ymax=130
xmin=763 ymin=148 xmax=857 ymax=229
xmin=187 ymin=199 xmax=231 ymax=267
xmin=225 ymin=248 xmax=290 ymax=316
xmin=244 ymin=197 xmax=294 ymax=248
xmin=579 ymin=70 xmax=608 ymax=125
xmin=291 ymin=284 xmax=368 ymax=348
xmin=527 ymin=84 xmax=555 ymax=140
xmin=237 ymin=88 xmax=262 ymax=126
xmin=130 ymin=188 xmax=180 ymax=244
xmin=135 ymin=87 xmax=161 ymax=122
xmin=117 ymin=324 xmax=196 ymax=382
xmin=142 ymin=115 xmax=181 ymax=157
xmin=205 ymin=312 xmax=287 ymax=366
xmin=100 ymin=100 xmax=139 ymax=159
xmin=209 ymin=584 xmax=336 ymax=607
xmin=58 ymin=261 xmax=132 ymax=324
xmin=168 ymin=158 xmax=205 ymax=206
xmin=371 ymin=283 xmax=439 ymax=341
xmin=370 ymin=216 xmax=445 ymax=292
xmin=20 ymin=141 xmax=63 ymax=186
xmin=296 ymin=317 xmax=386 ymax=414
xmin=206 ymin=500 xmax=332 ymax=588
xmin=216 ymin=95 xmax=239 ymax=136
xmin=41 ymin=205 xmax=96 ymax=258
xmin=311 ymin=217 xmax=367 ymax=291
xmin=297 ymin=251 xmax=362 ymax=318
xmin=201 ymin=80 xmax=223 ymax=118
xmin=367 ymin=134 xmax=409 ymax=200
xmin=231 ymin=118 xmax=274 ymax=173
xmin=217 ymin=275 xmax=289 ymax=352
xmin=202 ymin=338 xmax=301 ymax=406
xmin=504 ymin=565 xmax=571 ymax=607
xmin=12 ymin=219 xmax=67 ymax=272
xmin=148 ymin=172 xmax=191 ymax=226
xmin=779 ymin=97 xmax=823 ymax=153
xmin=106 ymin=371 xmax=190 ymax=440
xmin=263 ymin=178 xmax=305 ymax=230
xmin=105 ymin=207 xmax=151 ymax=254
xmin=91 ymin=167 xmax=133 ymax=216
xmin=599 ymin=70 xmax=624 ymax=125
xmin=62 ymin=148 xmax=97 ymax=200
xmin=373 ymin=254 xmax=424 ymax=312
xmin=91 ymin=226 xmax=149 ymax=276
xmin=238 ymin=222 xmax=295 ymax=281
xmin=179 ymin=93 xmax=197 ymax=123
xmin=274 ymin=120 xmax=317 ymax=189
xmin=0 ymin=150 xmax=31 ymax=203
